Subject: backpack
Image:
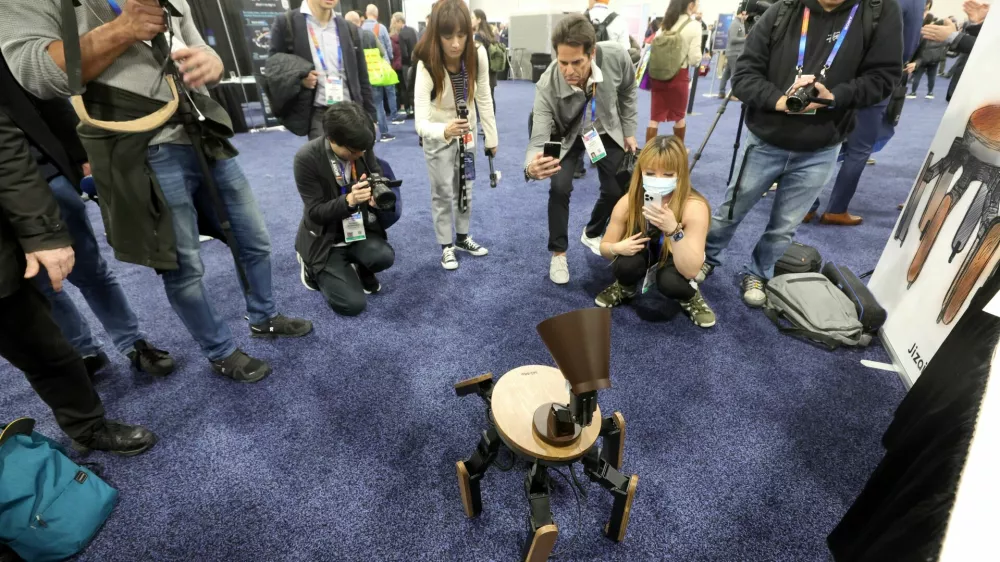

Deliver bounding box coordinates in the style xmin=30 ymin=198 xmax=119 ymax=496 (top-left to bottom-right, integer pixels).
xmin=821 ymin=262 xmax=887 ymax=332
xmin=774 ymin=242 xmax=823 ymax=276
xmin=0 ymin=418 xmax=119 ymax=562
xmin=648 ymin=17 xmax=693 ymax=81
xmin=488 ymin=41 xmax=508 ymax=73
xmin=589 ymin=11 xmax=619 ymax=42
xmin=764 ymin=273 xmax=872 ymax=350
xmin=771 ymin=0 xmax=882 ymax=52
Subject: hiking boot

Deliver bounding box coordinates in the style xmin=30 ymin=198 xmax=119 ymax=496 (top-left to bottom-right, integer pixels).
xmin=250 ymin=314 xmax=313 ymax=338
xmin=741 ymin=274 xmax=767 ymax=308
xmin=128 ymin=339 xmax=175 ymax=376
xmin=211 ymin=349 xmax=272 ymax=383
xmin=694 ymin=263 xmax=714 ymax=284
xmin=72 ymin=420 xmax=157 ymax=457
xmin=455 ymin=236 xmax=489 ymax=256
xmin=595 ymin=281 xmax=636 ymax=308
xmin=679 ymin=289 xmax=717 ymax=328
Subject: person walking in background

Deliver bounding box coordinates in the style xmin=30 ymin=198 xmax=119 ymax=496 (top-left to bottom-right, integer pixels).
xmin=413 ymin=0 xmax=498 ymax=271
xmin=718 ymin=12 xmax=747 ymax=98
xmin=586 ymin=0 xmax=631 ymax=51
xmin=921 ymin=0 xmax=988 ymax=102
xmin=389 ymin=18 xmax=406 ymax=115
xmin=472 ymin=9 xmax=499 ymax=111
xmin=362 ymin=5 xmax=405 ymax=131
xmin=346 ymin=10 xmax=397 ymax=141
xmin=907 ymin=13 xmax=949 ymax=100
xmin=393 ymin=12 xmax=418 ymax=118
xmin=646 ymin=0 xmax=702 ymax=144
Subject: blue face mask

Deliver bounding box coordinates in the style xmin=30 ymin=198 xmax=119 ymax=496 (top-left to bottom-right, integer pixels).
xmin=642 ymin=174 xmax=678 ymax=195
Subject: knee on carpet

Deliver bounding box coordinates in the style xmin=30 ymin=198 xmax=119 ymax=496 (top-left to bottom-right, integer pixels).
xmin=327 ymin=293 xmax=367 ymax=317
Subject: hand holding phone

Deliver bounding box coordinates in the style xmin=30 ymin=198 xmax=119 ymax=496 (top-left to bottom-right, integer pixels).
xmin=543 ymin=142 xmax=561 ymax=160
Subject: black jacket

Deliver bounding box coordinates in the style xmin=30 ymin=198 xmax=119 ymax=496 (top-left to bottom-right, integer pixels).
xmin=267 ymin=11 xmax=376 ymax=130
xmin=399 ymin=26 xmax=418 ymax=66
xmin=294 ymin=137 xmax=386 ymax=273
xmin=733 ymin=0 xmax=903 ymax=151
xmin=0 ymin=110 xmax=71 ymax=298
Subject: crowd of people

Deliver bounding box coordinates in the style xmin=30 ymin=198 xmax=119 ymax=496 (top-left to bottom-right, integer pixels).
xmin=0 ymin=0 xmax=988 ymax=469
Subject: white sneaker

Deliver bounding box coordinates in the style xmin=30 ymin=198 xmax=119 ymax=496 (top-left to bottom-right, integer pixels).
xmin=549 ymin=255 xmax=570 ymax=285
xmin=441 ymin=246 xmax=459 ymax=270
xmin=580 ymin=228 xmax=602 ymax=256
xmin=906 ymin=93 xmax=917 ymax=99
xmin=925 ymin=94 xmax=935 ymax=100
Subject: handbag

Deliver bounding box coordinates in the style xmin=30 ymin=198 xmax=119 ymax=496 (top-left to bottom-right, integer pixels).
xmin=774 ymin=242 xmax=823 ymax=276
xmin=364 ymin=48 xmax=400 ymax=87
xmin=616 ymin=150 xmax=637 ymax=191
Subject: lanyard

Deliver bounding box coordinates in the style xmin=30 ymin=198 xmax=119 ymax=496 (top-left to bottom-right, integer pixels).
xmin=796 ymin=4 xmax=860 ymax=78
xmin=589 ymin=84 xmax=598 ymax=124
xmin=107 ymin=0 xmax=122 ymax=16
xmin=306 ymin=17 xmax=343 ymax=74
xmin=332 ymin=158 xmax=357 ymax=195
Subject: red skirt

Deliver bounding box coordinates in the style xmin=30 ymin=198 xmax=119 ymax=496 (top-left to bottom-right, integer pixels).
xmin=650 ymin=68 xmax=690 ymax=123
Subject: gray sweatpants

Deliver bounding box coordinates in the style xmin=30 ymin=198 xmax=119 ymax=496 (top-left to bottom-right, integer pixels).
xmin=423 ymin=138 xmax=474 ymax=245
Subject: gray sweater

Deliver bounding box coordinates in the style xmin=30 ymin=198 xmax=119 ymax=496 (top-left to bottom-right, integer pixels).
xmin=0 ymin=0 xmax=220 ymax=145
xmin=725 ymin=19 xmax=747 ymax=59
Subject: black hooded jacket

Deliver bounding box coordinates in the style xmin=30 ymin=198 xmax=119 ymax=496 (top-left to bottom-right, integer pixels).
xmin=733 ymin=0 xmax=903 ymax=152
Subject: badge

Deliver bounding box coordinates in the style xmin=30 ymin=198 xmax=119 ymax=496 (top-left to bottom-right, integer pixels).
xmin=463 ymin=150 xmax=476 ymax=181
xmin=462 ymin=132 xmax=473 ymax=145
xmin=642 ymin=265 xmax=657 ymax=295
xmin=325 ymin=74 xmax=344 ymax=106
xmin=343 ymin=211 xmax=366 ymax=243
xmin=582 ymin=128 xmax=607 ymax=163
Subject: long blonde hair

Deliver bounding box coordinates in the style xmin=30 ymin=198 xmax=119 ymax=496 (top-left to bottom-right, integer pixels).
xmin=623 ymin=135 xmax=708 ymax=264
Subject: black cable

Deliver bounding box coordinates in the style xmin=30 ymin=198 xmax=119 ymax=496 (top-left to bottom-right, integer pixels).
xmin=546 ymin=467 xmax=584 ymax=560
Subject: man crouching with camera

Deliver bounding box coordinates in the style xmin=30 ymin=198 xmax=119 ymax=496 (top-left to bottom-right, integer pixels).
xmin=699 ymin=0 xmax=902 ymax=307
xmin=294 ymin=102 xmax=395 ymax=316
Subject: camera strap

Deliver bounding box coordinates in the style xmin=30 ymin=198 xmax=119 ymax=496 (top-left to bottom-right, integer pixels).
xmin=796 ymin=3 xmax=860 ymax=79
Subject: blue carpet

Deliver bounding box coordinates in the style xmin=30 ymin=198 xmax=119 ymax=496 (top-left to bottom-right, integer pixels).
xmin=0 ymin=80 xmax=950 ymax=561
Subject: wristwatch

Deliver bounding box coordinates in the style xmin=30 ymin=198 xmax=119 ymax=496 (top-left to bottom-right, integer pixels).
xmin=670 ymin=228 xmax=685 ymax=243
xmin=524 ymin=166 xmax=533 ymax=182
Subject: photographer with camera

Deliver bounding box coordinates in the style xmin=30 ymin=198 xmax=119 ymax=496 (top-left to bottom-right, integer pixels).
xmin=699 ymin=0 xmax=902 ymax=307
xmin=413 ymin=0 xmax=498 ymax=271
xmin=524 ymin=14 xmax=639 ymax=285
xmin=0 ymin=0 xmax=313 ymax=383
xmin=293 ymin=102 xmax=394 ymax=316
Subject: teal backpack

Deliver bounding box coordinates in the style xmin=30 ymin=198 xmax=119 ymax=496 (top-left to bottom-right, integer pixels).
xmin=0 ymin=418 xmax=118 ymax=562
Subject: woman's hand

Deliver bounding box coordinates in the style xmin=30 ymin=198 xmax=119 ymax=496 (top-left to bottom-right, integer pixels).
xmin=445 ymin=118 xmax=470 ymax=140
xmin=611 ymin=233 xmax=651 ymax=257
xmin=643 ymin=203 xmax=680 ymax=233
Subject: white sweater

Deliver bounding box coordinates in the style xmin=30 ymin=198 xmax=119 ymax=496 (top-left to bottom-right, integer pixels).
xmin=414 ymin=45 xmax=499 ymax=149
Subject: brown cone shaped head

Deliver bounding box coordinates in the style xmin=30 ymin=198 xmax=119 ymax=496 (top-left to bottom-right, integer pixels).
xmin=536 ymin=308 xmax=611 ymax=394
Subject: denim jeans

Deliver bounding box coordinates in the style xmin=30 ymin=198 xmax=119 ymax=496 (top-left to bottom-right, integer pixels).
xmin=810 ymin=100 xmax=889 ymax=215
xmin=372 ymin=85 xmax=397 ymax=137
xmin=34 ymin=175 xmax=144 ymax=357
xmin=147 ymin=144 xmax=276 ymax=361
xmin=705 ymin=132 xmax=839 ymax=279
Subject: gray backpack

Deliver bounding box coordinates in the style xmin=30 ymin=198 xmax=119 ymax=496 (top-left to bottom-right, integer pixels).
xmin=764 ymin=273 xmax=872 ymax=350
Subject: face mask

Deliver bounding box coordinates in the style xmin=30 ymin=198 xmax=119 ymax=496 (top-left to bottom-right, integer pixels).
xmin=642 ymin=175 xmax=678 ymax=195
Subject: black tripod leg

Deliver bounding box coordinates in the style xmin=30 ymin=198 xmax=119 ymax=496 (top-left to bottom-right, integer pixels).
xmin=456 ymin=426 xmax=501 ymax=518
xmin=582 ymin=448 xmax=638 ymax=543
xmin=520 ymin=463 xmax=558 ymax=562
xmin=599 ymin=412 xmax=626 ymax=470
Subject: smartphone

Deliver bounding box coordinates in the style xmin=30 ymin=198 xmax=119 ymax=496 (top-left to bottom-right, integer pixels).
xmin=643 ymin=190 xmax=663 ymax=209
xmin=543 ymin=142 xmax=561 ymax=160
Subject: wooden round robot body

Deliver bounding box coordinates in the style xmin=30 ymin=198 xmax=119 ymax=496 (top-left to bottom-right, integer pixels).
xmin=490 ymin=365 xmax=601 ymax=463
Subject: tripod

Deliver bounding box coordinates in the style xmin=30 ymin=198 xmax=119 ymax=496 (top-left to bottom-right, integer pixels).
xmin=689 ymin=89 xmax=752 ymax=220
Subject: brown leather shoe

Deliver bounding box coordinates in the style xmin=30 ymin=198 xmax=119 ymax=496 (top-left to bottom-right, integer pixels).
xmin=820 ymin=212 xmax=863 ymax=226
xmin=802 ymin=211 xmax=816 ymax=224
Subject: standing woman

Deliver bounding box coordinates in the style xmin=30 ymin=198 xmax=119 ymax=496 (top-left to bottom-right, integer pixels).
xmin=414 ymin=0 xmax=499 ymax=271
xmin=646 ymin=0 xmax=702 ymax=144
xmin=389 ymin=18 xmax=408 ymax=115
xmin=471 ymin=9 xmax=498 ymax=111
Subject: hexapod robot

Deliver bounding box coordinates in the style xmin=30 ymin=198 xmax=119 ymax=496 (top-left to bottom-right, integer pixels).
xmin=452 ymin=308 xmax=638 ymax=561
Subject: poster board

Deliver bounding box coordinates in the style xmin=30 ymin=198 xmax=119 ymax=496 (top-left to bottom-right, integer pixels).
xmin=713 ymin=13 xmax=733 ymax=51
xmin=238 ymin=0 xmax=287 ymax=127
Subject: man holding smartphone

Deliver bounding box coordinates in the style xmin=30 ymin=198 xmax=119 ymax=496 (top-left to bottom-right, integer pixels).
xmin=524 ymin=14 xmax=638 ymax=285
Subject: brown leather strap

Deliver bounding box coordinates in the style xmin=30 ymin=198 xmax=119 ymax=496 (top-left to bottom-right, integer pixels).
xmin=70 ymin=75 xmax=180 ymax=133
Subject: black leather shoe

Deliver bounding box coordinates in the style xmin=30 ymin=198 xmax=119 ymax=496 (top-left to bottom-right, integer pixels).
xmin=211 ymin=348 xmax=271 ymax=383
xmin=72 ymin=420 xmax=157 ymax=457
xmin=83 ymin=352 xmax=109 ymax=379
xmin=249 ymin=314 xmax=313 ymax=338
xmin=127 ymin=339 xmax=176 ymax=376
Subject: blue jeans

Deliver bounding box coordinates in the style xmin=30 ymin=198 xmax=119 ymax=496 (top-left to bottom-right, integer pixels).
xmin=34 ymin=175 xmax=144 ymax=357
xmin=810 ymin=99 xmax=891 ymax=215
xmin=373 ymin=85 xmax=397 ymax=136
xmin=147 ymin=144 xmax=276 ymax=361
xmin=705 ymin=132 xmax=840 ymax=279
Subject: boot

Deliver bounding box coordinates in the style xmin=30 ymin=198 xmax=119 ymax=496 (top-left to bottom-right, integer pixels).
xmin=72 ymin=420 xmax=158 ymax=457
xmin=645 ymin=126 xmax=658 ymax=144
xmin=672 ymin=124 xmax=686 ymax=143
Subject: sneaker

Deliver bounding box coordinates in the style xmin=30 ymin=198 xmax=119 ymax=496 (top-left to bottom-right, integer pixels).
xmin=580 ymin=228 xmax=602 ymax=256
xmin=906 ymin=93 xmax=917 ymax=99
xmin=211 ymin=348 xmax=272 ymax=383
xmin=679 ymin=289 xmax=717 ymax=328
xmin=455 ymin=236 xmax=489 ymax=256
xmin=595 ymin=281 xmax=636 ymax=308
xmin=83 ymin=352 xmax=109 ymax=379
xmin=391 ymin=114 xmax=406 ymax=124
xmin=249 ymin=314 xmax=313 ymax=338
xmin=741 ymin=274 xmax=767 ymax=308
xmin=72 ymin=420 xmax=157 ymax=457
xmin=694 ymin=263 xmax=714 ymax=284
xmin=357 ymin=264 xmax=381 ymax=294
xmin=925 ymin=93 xmax=935 ymax=100
xmin=127 ymin=340 xmax=175 ymax=376
xmin=441 ymin=246 xmax=459 ymax=270
xmin=867 ymin=158 xmax=877 ymax=165
xmin=549 ymin=254 xmax=569 ymax=285
xmin=379 ymin=134 xmax=396 ymax=143
xmin=297 ymin=253 xmax=318 ymax=291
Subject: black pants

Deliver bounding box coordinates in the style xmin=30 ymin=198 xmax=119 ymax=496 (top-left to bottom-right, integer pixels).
xmin=911 ymin=62 xmax=937 ymax=95
xmin=404 ymin=64 xmax=416 ymax=111
xmin=612 ymin=251 xmax=696 ymax=301
xmin=0 ymin=281 xmax=105 ymax=440
xmin=396 ymin=65 xmax=410 ymax=111
xmin=548 ymin=134 xmax=626 ymax=252
xmin=316 ymin=237 xmax=395 ymax=316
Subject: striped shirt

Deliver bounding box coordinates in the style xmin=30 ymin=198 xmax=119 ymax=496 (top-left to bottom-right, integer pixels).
xmin=0 ymin=0 xmax=221 ymax=145
xmin=448 ymin=69 xmax=467 ymax=109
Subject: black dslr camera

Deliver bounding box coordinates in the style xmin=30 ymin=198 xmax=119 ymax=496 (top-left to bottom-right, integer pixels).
xmin=785 ymin=84 xmax=833 ymax=112
xmin=738 ymin=0 xmax=773 ymax=28
xmin=366 ymin=172 xmax=403 ymax=212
